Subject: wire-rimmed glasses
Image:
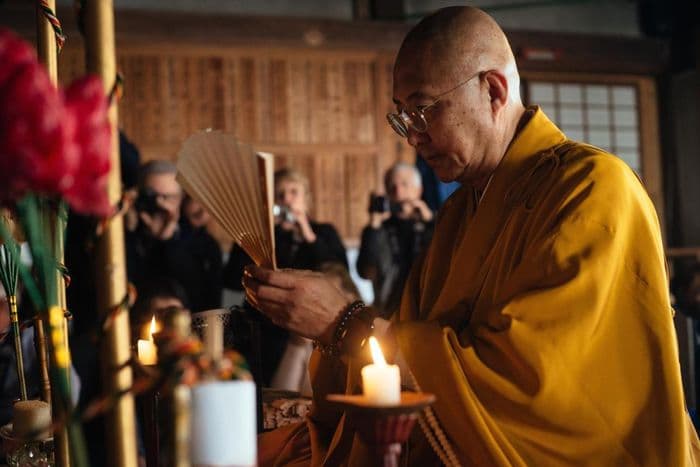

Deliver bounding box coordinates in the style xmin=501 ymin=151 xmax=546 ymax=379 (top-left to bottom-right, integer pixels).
xmin=386 ymin=70 xmax=485 ymax=138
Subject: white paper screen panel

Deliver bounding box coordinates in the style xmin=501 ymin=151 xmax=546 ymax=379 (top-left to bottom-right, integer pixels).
xmin=526 ymin=81 xmax=641 ymax=174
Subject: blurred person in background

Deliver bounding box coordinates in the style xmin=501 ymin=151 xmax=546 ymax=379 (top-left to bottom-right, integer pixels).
xmin=126 ymin=160 xmax=222 ymax=313
xmin=357 ymin=162 xmax=434 ymax=317
xmin=224 ymin=167 xmax=347 ymax=386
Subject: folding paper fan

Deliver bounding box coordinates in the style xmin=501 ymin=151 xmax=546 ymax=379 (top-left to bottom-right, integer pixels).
xmin=176 ymin=130 xmax=276 ymax=269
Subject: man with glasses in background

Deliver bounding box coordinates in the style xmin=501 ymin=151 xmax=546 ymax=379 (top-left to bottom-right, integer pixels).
xmin=357 ymin=162 xmax=434 ymax=318
xmin=247 ymin=6 xmax=700 ymax=465
xmin=126 ymin=160 xmax=222 ymax=312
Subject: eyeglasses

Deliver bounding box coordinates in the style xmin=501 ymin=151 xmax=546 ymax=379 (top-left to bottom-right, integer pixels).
xmin=386 ymin=70 xmax=485 ymax=138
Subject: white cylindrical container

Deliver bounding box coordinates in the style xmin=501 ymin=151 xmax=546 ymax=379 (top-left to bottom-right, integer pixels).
xmin=190 ymin=380 xmax=257 ymax=467
xmin=193 ymin=309 xmax=226 ymax=360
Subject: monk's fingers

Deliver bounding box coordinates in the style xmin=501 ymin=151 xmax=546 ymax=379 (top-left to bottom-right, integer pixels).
xmin=244 ymin=265 xmax=295 ymax=289
xmin=243 ymin=277 xmax=291 ymax=310
xmin=243 ymin=287 xmax=295 ymax=328
xmin=244 ymin=265 xmax=319 ymax=290
xmin=243 ymin=287 xmax=261 ymax=310
xmin=254 ymin=301 xmax=291 ymax=327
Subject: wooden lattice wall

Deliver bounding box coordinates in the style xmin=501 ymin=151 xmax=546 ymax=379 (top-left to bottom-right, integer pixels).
xmin=57 ymin=45 xmax=411 ymax=243
xmin=1 ymin=5 xmax=655 ymax=242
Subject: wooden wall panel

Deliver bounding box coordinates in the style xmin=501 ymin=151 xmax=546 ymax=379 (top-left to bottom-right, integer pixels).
xmin=344 ymin=152 xmax=377 ymax=243
xmin=288 ymin=60 xmax=312 ymax=143
xmin=56 ymin=44 xmax=408 ymax=241
xmin=317 ymin=153 xmax=348 ymax=233
xmin=236 ymin=57 xmax=261 ymax=142
xmin=269 ymin=59 xmax=290 ymax=143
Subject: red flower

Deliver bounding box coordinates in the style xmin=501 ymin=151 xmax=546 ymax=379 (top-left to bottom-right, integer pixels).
xmin=0 ymin=29 xmax=112 ymax=216
xmin=0 ymin=60 xmax=78 ymax=200
xmin=63 ymin=76 xmax=112 ymax=216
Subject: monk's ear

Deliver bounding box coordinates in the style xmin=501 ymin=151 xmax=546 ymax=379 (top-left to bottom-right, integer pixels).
xmin=484 ymin=71 xmax=509 ymax=115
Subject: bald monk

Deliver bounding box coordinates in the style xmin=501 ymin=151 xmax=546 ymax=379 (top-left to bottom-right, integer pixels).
xmin=244 ymin=6 xmax=700 ymax=466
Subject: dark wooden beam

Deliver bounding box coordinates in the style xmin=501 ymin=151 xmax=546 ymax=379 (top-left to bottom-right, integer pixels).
xmin=509 ymin=29 xmax=670 ymax=75
xmin=353 ymin=0 xmax=371 ymax=20
xmin=371 ymin=0 xmax=406 ymax=21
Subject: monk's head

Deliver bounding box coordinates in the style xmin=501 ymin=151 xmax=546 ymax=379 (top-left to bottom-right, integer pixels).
xmin=391 ymin=7 xmax=525 ymax=186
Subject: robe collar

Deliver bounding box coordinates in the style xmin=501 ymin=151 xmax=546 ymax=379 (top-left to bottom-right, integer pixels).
xmin=480 ymin=106 xmax=567 ymax=211
xmin=417 ymin=107 xmax=568 ymax=324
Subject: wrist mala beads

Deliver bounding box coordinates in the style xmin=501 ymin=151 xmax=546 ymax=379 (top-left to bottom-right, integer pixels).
xmin=313 ymin=300 xmax=377 ymax=357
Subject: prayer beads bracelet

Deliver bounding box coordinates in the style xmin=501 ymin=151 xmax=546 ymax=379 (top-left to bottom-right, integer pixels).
xmin=314 ymin=300 xmax=375 ymax=357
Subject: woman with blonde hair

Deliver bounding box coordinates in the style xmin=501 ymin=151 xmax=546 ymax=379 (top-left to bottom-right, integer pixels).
xmin=224 ymin=167 xmax=347 ymax=387
xmin=271 ymin=168 xmax=347 ymax=269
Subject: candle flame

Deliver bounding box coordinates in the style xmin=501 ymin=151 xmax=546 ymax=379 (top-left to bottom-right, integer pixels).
xmin=149 ymin=315 xmax=156 ymax=340
xmin=369 ymin=336 xmax=387 ymax=365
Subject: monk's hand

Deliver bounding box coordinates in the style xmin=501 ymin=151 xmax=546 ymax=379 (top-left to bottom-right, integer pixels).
xmin=242 ymin=265 xmax=350 ymax=344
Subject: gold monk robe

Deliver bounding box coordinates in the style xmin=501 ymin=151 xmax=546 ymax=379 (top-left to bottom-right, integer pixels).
xmin=259 ymin=108 xmax=700 ymax=466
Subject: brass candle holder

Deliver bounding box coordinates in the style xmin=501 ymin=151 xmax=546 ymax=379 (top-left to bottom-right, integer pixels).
xmin=327 ymin=392 xmax=435 ymax=467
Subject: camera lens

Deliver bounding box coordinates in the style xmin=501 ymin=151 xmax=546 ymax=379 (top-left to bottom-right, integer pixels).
xmin=274 ymin=205 xmax=295 ymax=223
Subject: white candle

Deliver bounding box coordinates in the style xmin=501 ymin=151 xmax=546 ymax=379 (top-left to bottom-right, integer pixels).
xmin=137 ymin=316 xmax=158 ymax=366
xmin=361 ymin=336 xmax=401 ymax=405
xmin=190 ymin=380 xmax=257 ymax=467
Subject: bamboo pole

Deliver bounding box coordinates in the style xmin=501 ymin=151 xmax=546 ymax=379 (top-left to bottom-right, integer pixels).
xmin=35 ymin=2 xmax=71 ymax=466
xmin=8 ymin=295 xmax=28 ymax=400
xmin=33 ymin=317 xmax=51 ymax=403
xmin=50 ymin=204 xmax=72 ymax=467
xmin=35 ymin=1 xmax=58 ymax=82
xmin=34 ymin=0 xmax=56 ymax=407
xmin=83 ymin=2 xmax=139 ymax=466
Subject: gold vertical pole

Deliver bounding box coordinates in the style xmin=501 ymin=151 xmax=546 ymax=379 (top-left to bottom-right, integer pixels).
xmin=51 ymin=206 xmax=72 ymax=467
xmin=35 ymin=2 xmax=71 ymax=466
xmin=35 ymin=1 xmax=58 ymax=83
xmin=83 ymin=2 xmax=139 ymax=466
xmin=34 ymin=0 xmax=57 ymax=407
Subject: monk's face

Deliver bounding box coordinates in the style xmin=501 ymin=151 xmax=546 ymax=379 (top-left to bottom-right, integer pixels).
xmin=392 ymin=52 xmax=495 ymax=184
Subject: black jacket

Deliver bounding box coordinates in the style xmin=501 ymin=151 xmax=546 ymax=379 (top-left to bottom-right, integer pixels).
xmin=357 ymin=216 xmax=434 ymax=318
xmin=126 ymin=224 xmax=223 ymax=313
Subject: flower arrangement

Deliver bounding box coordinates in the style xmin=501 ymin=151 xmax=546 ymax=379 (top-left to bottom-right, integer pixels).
xmin=0 ymin=28 xmax=111 ymax=215
xmin=0 ymin=28 xmax=112 ymax=466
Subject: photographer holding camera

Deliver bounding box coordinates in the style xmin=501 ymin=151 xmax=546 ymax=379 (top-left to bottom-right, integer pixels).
xmin=125 ymin=160 xmax=223 ymax=313
xmin=223 ymin=167 xmax=347 ymax=386
xmin=357 ymin=162 xmax=434 ymax=317
xmin=271 ymin=168 xmax=347 ymax=270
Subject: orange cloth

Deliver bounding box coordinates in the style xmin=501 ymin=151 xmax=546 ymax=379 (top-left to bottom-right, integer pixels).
xmin=396 ymin=108 xmax=700 ymax=465
xmin=259 ymin=108 xmax=700 ymax=466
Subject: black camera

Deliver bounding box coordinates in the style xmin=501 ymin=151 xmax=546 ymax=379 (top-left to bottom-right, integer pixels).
xmin=134 ymin=188 xmax=165 ymax=215
xmin=369 ymin=194 xmax=402 ymax=215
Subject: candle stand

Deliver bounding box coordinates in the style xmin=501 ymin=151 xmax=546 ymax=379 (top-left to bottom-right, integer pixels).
xmin=137 ymin=389 xmax=159 ymax=467
xmin=133 ymin=359 xmax=160 ymax=467
xmin=327 ymin=392 xmax=435 ymax=467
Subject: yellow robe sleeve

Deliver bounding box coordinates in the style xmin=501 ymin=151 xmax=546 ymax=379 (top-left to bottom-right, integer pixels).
xmin=397 ymin=142 xmax=700 ymax=466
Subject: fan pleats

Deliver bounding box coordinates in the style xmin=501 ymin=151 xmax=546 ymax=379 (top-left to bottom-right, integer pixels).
xmin=176 ymin=130 xmax=276 ymax=269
